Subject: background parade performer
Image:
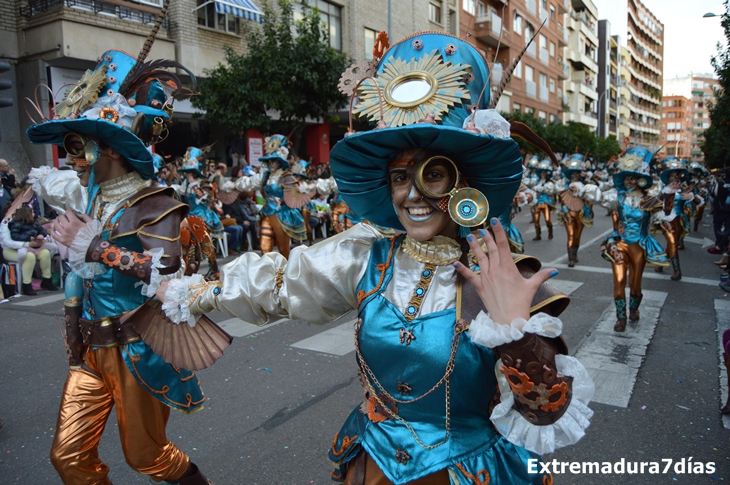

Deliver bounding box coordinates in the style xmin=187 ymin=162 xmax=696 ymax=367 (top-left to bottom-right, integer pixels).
xmin=530 ymin=159 xmax=557 ymax=241
xmin=599 ymin=147 xmax=670 ymax=332
xmin=24 ymin=15 xmax=222 ymax=483
xmin=157 ymin=30 xmax=593 ymax=485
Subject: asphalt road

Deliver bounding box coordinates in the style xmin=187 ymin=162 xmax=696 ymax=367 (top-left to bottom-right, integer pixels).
xmin=1 ymin=207 xmax=728 ymax=485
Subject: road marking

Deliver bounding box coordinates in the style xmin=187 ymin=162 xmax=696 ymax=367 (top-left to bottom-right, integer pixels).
xmin=715 ymin=299 xmax=730 ymax=430
xmin=684 ymin=236 xmax=714 ymax=248
xmin=291 ymin=319 xmax=357 ymax=356
xmin=549 ymin=279 xmax=583 ymax=296
xmin=552 ymin=263 xmax=717 ymax=286
xmin=12 ymin=293 xmax=66 ymax=307
xmin=574 ymin=289 xmax=667 ymax=408
xmin=217 ymin=317 xmax=286 ymax=338
xmin=547 ymin=228 xmax=614 ymax=265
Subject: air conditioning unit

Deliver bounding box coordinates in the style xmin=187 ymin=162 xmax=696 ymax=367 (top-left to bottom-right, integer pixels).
xmin=137 ymin=0 xmax=164 ymax=7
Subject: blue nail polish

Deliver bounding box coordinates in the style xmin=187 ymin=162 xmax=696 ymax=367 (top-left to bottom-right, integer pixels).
xmin=549 ymin=270 xmax=559 ymax=278
xmin=491 ymin=218 xmax=498 ymax=226
xmin=480 ymin=229 xmax=487 ymax=237
xmin=453 ymin=262 xmax=460 ymax=268
xmin=467 ymin=235 xmax=474 ymax=242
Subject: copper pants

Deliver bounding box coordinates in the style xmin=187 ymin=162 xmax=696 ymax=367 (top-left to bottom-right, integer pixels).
xmin=260 ymin=214 xmax=292 ymax=259
xmin=659 ymin=218 xmax=682 ymax=259
xmin=564 ymin=210 xmax=585 ymax=249
xmin=611 ymin=241 xmax=646 ymax=300
xmin=611 ymin=210 xmax=620 ymax=231
xmin=50 ymin=347 xmax=189 ymax=485
xmin=532 ymin=204 xmax=552 ymax=229
xmin=344 ymin=451 xmax=449 ymax=485
xmin=332 ymin=202 xmax=354 ymax=233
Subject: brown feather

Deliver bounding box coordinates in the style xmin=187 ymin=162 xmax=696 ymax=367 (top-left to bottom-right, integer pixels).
xmin=510 ymin=121 xmax=559 ymax=166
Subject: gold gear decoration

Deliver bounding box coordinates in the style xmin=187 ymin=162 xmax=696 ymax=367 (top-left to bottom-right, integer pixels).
xmin=55 ymin=66 xmax=109 ymax=119
xmin=338 ymin=60 xmax=378 ymax=96
xmin=264 ymin=137 xmax=282 ymax=155
xmin=353 ymin=50 xmax=471 ymax=127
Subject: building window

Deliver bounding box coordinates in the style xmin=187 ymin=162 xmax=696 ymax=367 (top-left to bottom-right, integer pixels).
xmin=550 ymin=5 xmax=555 ymax=19
xmin=513 ymin=102 xmax=521 ymax=113
xmin=514 ymin=60 xmax=522 ymax=78
xmin=364 ymin=28 xmax=377 ymax=60
xmin=549 ymin=77 xmax=556 ymax=92
xmin=513 ymin=12 xmax=523 ymax=35
xmin=539 ymin=34 xmax=547 ymax=50
xmin=525 ymin=106 xmax=535 ymax=115
xmin=549 ymin=41 xmax=555 ymax=57
xmin=430 ymin=3 xmax=442 ymax=23
xmin=538 ymin=110 xmax=547 ymax=120
xmin=478 ymin=1 xmax=488 ymax=18
xmin=525 ymin=22 xmax=535 ymax=41
xmin=525 ymin=65 xmax=534 ymax=82
xmin=463 ymin=0 xmax=476 ymax=15
xmin=295 ymin=0 xmax=342 ymax=50
xmin=197 ymin=0 xmax=237 ymax=34
xmin=549 ymin=113 xmax=557 ymax=123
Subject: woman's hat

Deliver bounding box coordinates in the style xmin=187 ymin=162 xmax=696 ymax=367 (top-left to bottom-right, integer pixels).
xmin=328 ymin=31 xmax=524 ymax=231
xmin=562 ymin=154 xmax=585 ymax=178
xmin=259 ymin=135 xmax=291 ymax=169
xmin=660 ymin=156 xmax=689 ymax=185
xmin=614 ymin=147 xmax=653 ymax=191
xmin=536 ymin=159 xmax=553 ymax=176
xmin=179 ymin=147 xmax=207 ymax=177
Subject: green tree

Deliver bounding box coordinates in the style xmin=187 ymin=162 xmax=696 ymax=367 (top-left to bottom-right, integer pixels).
xmin=702 ymin=1 xmax=730 ymax=168
xmin=193 ymin=0 xmax=349 ymax=149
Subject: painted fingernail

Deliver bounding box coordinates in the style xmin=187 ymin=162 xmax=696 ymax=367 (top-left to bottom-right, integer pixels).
xmin=453 ymin=262 xmax=460 ymax=268
xmin=549 ymin=270 xmax=559 ymax=278
xmin=467 ymin=235 xmax=474 ymax=242
xmin=491 ymin=218 xmax=498 ymax=226
xmin=480 ymin=229 xmax=487 ymax=237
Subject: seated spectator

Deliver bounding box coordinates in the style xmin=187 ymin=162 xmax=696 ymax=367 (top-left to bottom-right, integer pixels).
xmin=0 ymin=204 xmax=58 ymax=295
xmin=222 ymin=192 xmax=259 ymax=251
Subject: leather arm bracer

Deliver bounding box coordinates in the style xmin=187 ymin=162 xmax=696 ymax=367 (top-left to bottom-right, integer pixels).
xmin=496 ymin=332 xmax=573 ymax=425
xmin=86 ymin=236 xmax=181 ymax=284
xmin=64 ymin=299 xmax=84 ymax=368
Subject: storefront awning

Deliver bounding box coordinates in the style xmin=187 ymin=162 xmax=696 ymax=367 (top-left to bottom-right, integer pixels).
xmin=194 ymin=0 xmax=264 ymax=23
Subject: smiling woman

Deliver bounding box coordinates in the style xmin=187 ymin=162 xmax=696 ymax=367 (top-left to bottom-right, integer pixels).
xmin=158 ymin=31 xmax=595 ymax=485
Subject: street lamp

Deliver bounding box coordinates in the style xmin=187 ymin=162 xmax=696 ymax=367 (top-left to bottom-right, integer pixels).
xmin=703 ymin=12 xmax=721 ymax=17
xmin=596 ymin=88 xmax=608 ymax=138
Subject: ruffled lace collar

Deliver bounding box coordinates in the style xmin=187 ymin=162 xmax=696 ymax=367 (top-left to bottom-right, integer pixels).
xmin=402 ymin=234 xmax=462 ymax=265
xmin=98 ymin=171 xmax=150 ymax=202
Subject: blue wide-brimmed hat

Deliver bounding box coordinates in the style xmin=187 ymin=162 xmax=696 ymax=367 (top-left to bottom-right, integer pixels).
xmin=259 ymin=135 xmax=291 ymax=169
xmin=614 ymin=147 xmax=653 ymax=191
xmin=660 ymin=156 xmax=689 ymax=185
xmin=562 ymin=154 xmax=585 ymax=178
xmin=26 ymin=50 xmax=194 ymax=180
xmin=328 ymin=32 xmax=523 ymax=230
xmin=179 ymin=147 xmax=206 ymax=177
xmin=536 ymin=159 xmax=553 ymax=177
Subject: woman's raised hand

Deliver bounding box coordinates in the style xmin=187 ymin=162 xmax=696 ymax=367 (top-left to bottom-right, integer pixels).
xmin=453 ymin=218 xmax=558 ymax=325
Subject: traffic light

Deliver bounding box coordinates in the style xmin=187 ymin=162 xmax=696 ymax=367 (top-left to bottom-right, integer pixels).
xmin=0 ymin=61 xmax=13 ymax=108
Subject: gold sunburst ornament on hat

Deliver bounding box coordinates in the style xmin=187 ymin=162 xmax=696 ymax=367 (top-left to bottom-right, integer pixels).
xmin=55 ymin=66 xmax=109 ymax=119
xmin=353 ymin=50 xmax=471 ymax=127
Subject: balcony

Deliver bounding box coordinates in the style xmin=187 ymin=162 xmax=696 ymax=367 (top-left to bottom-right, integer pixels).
xmin=474 ymin=13 xmax=508 ymax=48
xmin=559 ymin=0 xmax=569 ymax=14
xmin=539 ymin=84 xmax=549 ymax=103
xmin=558 ymin=62 xmax=569 ymax=80
xmin=526 ymin=0 xmax=536 ymax=16
xmin=20 ymin=0 xmax=167 ymax=26
xmin=539 ymin=6 xmax=549 ymax=28
xmin=526 ymin=40 xmax=536 ymax=57
xmin=539 ymin=47 xmax=549 ymax=65
xmin=558 ymin=23 xmax=567 ymax=47
xmin=526 ymin=80 xmax=537 ymax=99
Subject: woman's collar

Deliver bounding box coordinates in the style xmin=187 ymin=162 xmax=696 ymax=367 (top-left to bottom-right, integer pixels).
xmin=402 ymin=234 xmax=462 ymax=265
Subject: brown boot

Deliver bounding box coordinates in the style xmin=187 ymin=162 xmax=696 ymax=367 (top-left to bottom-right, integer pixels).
xmin=547 ymin=223 xmax=554 ymax=240
xmin=614 ymin=298 xmax=627 ymax=332
xmin=166 ymin=463 xmax=212 ymax=485
xmin=722 ymin=353 xmax=730 ymax=415
xmin=533 ymin=226 xmax=542 ymax=241
xmin=670 ymin=257 xmax=682 ymax=281
xmin=714 ymin=254 xmax=730 ymax=266
xmin=629 ymin=294 xmax=642 ymax=322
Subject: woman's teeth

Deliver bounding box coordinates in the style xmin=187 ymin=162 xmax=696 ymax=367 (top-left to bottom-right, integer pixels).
xmin=407 ymin=207 xmax=434 ymax=216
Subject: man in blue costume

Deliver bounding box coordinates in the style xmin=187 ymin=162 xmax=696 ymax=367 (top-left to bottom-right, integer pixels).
xmin=26 ymin=45 xmax=214 ymax=485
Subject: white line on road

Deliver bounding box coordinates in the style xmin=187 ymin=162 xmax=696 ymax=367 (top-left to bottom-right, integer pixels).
xmin=547 ymin=228 xmax=614 ymax=265
xmin=714 ymin=299 xmax=730 ymax=430
xmin=12 ymin=293 xmax=66 ymax=307
xmin=291 ymin=319 xmax=357 ymax=356
xmin=217 ymin=317 xmax=286 ymax=338
xmin=548 ymin=279 xmax=584 ymax=296
xmin=684 ymin=236 xmax=714 ymax=249
xmin=552 ymin=263 xmax=717 ymax=286
xmin=574 ymin=289 xmax=667 ymax=408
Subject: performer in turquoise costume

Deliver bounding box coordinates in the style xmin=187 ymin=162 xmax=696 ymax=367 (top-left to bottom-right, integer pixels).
xmin=25 ymin=26 xmax=216 ymax=484
xmin=177 ymin=146 xmax=224 ymax=235
xmin=158 ymin=31 xmax=593 ymax=485
xmin=599 ymin=148 xmax=670 ymax=332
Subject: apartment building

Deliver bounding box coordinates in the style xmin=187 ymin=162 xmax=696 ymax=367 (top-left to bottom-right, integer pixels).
xmin=562 ymin=0 xmax=599 ymax=130
xmin=594 ymin=0 xmax=663 ymax=150
xmin=0 ymin=0 xmax=445 ymax=169
xmin=461 ymin=0 xmax=567 ymax=124
xmin=660 ymin=95 xmax=693 ymax=159
xmin=663 ymin=74 xmax=718 ymax=162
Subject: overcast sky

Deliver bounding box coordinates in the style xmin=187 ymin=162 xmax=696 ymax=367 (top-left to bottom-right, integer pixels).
xmin=637 ymin=0 xmax=725 ymax=79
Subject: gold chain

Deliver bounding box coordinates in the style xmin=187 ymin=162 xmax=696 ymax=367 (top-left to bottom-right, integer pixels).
xmin=354 ymin=280 xmax=466 ymax=449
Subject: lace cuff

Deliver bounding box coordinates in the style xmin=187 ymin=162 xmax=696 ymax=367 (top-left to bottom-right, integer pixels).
xmin=490 ymin=354 xmax=595 ymax=454
xmin=469 ymin=311 xmax=563 ymax=348
xmin=161 ymin=274 xmax=221 ymax=327
xmin=68 ymin=220 xmax=108 ymax=278
xmin=27 ymin=166 xmax=55 ymax=197
xmin=136 ymin=248 xmax=183 ymax=298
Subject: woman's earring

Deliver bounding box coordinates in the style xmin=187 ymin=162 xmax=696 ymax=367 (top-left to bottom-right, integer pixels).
xmin=448 ymin=187 xmax=490 ymax=227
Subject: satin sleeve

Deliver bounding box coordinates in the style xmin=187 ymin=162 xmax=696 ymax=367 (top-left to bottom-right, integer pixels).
xmin=234 ymin=172 xmax=265 ymax=193
xmin=185 ymin=223 xmax=383 ymax=325
xmin=28 ymin=166 xmax=88 ymax=214
xmin=315 ymin=176 xmax=338 ymax=195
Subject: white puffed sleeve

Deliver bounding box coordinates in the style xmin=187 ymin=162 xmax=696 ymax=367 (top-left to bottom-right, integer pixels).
xmin=28 ymin=166 xmax=88 ymax=214
xmin=469 ymin=311 xmax=594 ymax=455
xmin=235 ymin=171 xmax=265 ymax=193
xmin=163 ymin=223 xmax=382 ymax=326
xmin=542 ymin=181 xmax=557 ymax=195
xmin=582 ymin=183 xmax=602 ymax=203
xmin=315 ymin=176 xmax=338 ymax=196
xmin=599 ymin=187 xmax=618 ymax=210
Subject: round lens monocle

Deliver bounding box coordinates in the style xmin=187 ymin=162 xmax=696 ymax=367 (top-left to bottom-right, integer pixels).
xmin=414 ymin=155 xmax=460 ymax=199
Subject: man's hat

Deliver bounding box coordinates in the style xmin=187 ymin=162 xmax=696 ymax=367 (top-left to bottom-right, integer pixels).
xmin=614 ymin=147 xmax=653 ymax=191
